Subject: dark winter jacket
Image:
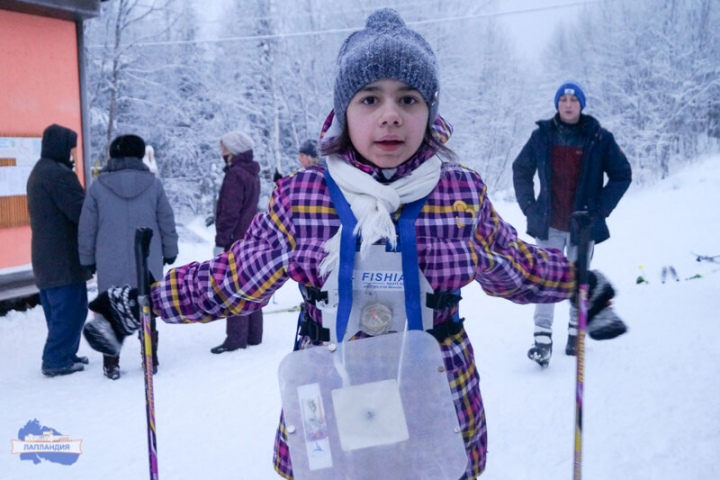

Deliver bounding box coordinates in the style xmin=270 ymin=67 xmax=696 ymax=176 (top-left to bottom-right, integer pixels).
xmin=78 ymin=157 xmax=178 ymax=291
xmin=26 ymin=125 xmax=90 ymax=289
xmin=512 ymin=114 xmax=632 ymax=243
xmin=215 ymin=151 xmax=261 ymax=250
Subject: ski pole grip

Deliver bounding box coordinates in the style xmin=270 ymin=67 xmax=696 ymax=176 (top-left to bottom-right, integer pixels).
xmin=135 ymin=228 xmax=154 ymax=296
xmin=571 ymin=212 xmax=592 ymax=286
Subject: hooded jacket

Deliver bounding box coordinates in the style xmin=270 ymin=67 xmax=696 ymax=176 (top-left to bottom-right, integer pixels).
xmin=214 ymin=150 xmax=261 ymax=250
xmin=149 ymin=115 xmax=576 ymax=479
xmin=512 ymin=113 xmax=632 ymax=243
xmin=78 ymin=156 xmax=178 ymax=291
xmin=26 ymin=124 xmax=89 ymax=289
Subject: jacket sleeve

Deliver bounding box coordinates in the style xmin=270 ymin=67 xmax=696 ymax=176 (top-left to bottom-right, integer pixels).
xmin=597 ymin=131 xmax=632 ymax=217
xmin=472 ymin=178 xmax=574 ymax=304
xmin=214 ymin=170 xmax=244 ymax=249
xmin=150 ymin=183 xmax=293 ymax=324
xmin=77 ymin=186 xmax=98 ymax=267
xmin=155 ymin=180 xmax=179 ymax=258
xmin=512 ymin=132 xmax=539 ymax=215
xmin=51 ymin=166 xmax=86 ymax=224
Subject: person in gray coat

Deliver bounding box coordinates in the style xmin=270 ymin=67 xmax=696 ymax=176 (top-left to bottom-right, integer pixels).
xmin=79 ymin=134 xmax=178 ymax=379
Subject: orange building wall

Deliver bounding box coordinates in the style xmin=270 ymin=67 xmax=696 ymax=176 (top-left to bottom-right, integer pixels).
xmin=0 ymin=9 xmax=85 ymax=270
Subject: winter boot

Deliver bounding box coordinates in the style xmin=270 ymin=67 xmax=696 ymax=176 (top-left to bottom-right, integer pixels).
xmin=72 ymin=355 xmax=89 ymax=365
xmin=565 ymin=335 xmax=578 ymax=356
xmin=42 ymin=362 xmax=84 ymax=377
xmin=528 ymin=332 xmax=553 ymax=367
xmin=103 ymin=355 xmax=120 ymax=380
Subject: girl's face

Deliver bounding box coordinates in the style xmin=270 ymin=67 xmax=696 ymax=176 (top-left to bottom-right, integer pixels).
xmin=346 ymin=79 xmax=429 ymax=169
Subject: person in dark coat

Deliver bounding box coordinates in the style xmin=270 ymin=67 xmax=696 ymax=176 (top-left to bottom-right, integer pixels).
xmin=512 ymin=81 xmax=632 ymax=364
xmin=78 ymin=134 xmax=178 ymax=379
xmin=210 ymin=130 xmax=263 ymax=354
xmin=27 ymin=124 xmax=91 ymax=377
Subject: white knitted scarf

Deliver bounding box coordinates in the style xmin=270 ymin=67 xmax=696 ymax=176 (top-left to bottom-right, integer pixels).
xmin=319 ymin=154 xmax=442 ymax=277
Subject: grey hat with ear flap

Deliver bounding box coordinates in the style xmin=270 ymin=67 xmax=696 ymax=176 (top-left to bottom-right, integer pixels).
xmin=333 ymin=8 xmax=440 ymax=129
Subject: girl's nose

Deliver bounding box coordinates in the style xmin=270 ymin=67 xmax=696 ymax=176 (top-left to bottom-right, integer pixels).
xmin=378 ymin=104 xmax=402 ymax=126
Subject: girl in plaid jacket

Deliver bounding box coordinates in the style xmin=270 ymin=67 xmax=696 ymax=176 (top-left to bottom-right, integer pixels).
xmin=85 ymin=8 xmax=624 ymax=479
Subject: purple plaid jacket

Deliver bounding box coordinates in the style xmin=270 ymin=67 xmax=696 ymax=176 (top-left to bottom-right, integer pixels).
xmin=150 ymin=148 xmax=574 ymax=479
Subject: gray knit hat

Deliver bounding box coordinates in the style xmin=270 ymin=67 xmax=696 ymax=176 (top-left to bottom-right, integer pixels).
xmin=220 ymin=131 xmax=254 ymax=155
xmin=333 ymin=8 xmax=439 ymax=128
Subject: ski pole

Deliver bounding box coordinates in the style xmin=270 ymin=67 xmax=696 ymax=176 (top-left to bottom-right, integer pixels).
xmin=135 ymin=228 xmax=159 ymax=480
xmin=571 ymin=212 xmax=592 ymax=480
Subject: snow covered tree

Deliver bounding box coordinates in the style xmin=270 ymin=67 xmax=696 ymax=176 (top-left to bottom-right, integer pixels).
xmin=542 ymin=0 xmax=719 ymax=183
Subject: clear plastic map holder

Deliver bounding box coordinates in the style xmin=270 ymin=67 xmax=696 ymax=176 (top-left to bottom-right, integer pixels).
xmin=277 ymin=330 xmax=467 ymax=480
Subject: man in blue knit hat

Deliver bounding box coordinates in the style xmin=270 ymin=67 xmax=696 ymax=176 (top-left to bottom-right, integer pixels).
xmin=512 ymin=82 xmax=632 ymax=366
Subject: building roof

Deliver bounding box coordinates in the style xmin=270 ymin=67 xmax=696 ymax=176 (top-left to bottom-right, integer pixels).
xmin=0 ymin=0 xmax=103 ymax=21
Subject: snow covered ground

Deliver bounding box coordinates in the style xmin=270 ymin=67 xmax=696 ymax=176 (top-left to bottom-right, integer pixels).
xmin=1 ymin=155 xmax=719 ymax=479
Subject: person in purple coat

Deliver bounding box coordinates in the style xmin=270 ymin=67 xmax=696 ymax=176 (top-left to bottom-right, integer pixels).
xmin=210 ymin=130 xmax=263 ymax=354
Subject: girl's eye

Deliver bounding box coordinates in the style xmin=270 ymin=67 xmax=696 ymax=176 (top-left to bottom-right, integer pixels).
xmin=361 ymin=96 xmax=378 ymax=105
xmin=400 ymin=96 xmax=419 ymax=105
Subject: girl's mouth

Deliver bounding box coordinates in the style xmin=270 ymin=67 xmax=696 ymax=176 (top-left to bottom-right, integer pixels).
xmin=376 ymin=140 xmax=403 ymax=151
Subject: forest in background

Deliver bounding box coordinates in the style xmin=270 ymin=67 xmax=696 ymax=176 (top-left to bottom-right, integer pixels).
xmin=83 ymin=0 xmax=720 ymax=218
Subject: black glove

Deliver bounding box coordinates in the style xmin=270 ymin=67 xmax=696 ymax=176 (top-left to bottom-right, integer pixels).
xmin=83 ymin=286 xmax=141 ymax=356
xmin=89 ymin=286 xmax=140 ymax=332
xmin=273 ymin=169 xmax=283 ymax=183
xmin=163 ymin=256 xmax=176 ymax=265
xmin=583 ymin=270 xmax=627 ymax=340
xmin=83 ymin=264 xmax=96 ymax=275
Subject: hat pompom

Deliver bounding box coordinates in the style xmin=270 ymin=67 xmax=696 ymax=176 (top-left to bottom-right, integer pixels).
xmin=109 ymin=135 xmax=146 ymax=159
xmin=366 ymin=8 xmax=405 ymax=30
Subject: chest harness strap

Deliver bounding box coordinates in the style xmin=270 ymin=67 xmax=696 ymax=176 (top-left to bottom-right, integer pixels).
xmin=297 ymin=169 xmax=463 ymax=344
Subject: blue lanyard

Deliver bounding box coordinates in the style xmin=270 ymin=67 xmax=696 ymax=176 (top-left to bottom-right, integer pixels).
xmin=324 ymin=169 xmax=429 ymax=341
